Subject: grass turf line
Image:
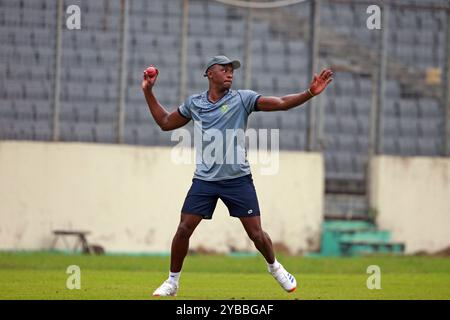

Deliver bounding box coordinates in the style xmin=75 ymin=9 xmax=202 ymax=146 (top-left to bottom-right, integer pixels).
xmin=0 ymin=252 xmax=449 ymax=299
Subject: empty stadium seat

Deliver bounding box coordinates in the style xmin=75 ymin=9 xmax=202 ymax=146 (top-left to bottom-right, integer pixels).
xmin=397 ymin=137 xmax=417 ymax=155
xmin=417 ymin=137 xmax=440 ymax=155
xmin=279 ymin=129 xmax=303 ymax=150
xmin=400 ymin=118 xmax=419 ymax=137
xmin=94 ymin=123 xmax=115 ymax=143
xmin=33 ymin=121 xmax=52 ymax=141
xmin=338 ymin=117 xmax=359 ymax=135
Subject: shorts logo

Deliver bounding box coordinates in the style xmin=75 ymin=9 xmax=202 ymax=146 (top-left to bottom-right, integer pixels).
xmin=247 ymin=209 xmax=253 ymax=214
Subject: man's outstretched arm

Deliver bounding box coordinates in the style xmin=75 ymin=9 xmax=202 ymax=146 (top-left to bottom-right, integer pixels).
xmin=142 ymin=67 xmax=190 ymax=131
xmin=256 ymin=68 xmax=333 ymax=112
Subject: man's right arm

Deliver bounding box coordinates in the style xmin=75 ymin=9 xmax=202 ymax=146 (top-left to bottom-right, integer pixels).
xmin=142 ymin=69 xmax=190 ymax=131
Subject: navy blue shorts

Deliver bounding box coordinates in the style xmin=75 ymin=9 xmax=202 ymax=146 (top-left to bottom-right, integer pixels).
xmin=181 ymin=174 xmax=261 ymax=219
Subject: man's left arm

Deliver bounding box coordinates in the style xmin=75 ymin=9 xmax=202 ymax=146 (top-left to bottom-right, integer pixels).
xmin=256 ymin=68 xmax=333 ymax=112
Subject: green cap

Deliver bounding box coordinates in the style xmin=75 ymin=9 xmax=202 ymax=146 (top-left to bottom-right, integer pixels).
xmin=203 ymin=55 xmax=241 ymax=77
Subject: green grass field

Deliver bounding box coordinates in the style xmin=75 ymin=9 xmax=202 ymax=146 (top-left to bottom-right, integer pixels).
xmin=0 ymin=252 xmax=449 ymax=300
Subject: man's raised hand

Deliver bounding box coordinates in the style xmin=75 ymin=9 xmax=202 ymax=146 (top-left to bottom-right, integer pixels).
xmin=141 ymin=65 xmax=159 ymax=93
xmin=309 ymin=68 xmax=333 ymax=96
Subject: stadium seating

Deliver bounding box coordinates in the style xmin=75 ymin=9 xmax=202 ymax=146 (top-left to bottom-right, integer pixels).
xmin=0 ymin=0 xmax=448 ymax=213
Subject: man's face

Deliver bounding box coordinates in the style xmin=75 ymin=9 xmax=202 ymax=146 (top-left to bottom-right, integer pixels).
xmin=207 ymin=64 xmax=234 ymax=89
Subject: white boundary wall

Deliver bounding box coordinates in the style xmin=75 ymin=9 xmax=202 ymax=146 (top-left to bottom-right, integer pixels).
xmin=0 ymin=141 xmax=324 ymax=254
xmin=370 ymin=156 xmax=450 ymax=254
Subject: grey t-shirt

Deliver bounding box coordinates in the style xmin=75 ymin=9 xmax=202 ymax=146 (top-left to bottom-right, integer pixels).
xmin=178 ymin=89 xmax=261 ymax=181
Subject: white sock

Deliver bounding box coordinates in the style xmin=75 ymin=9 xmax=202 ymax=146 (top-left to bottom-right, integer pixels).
xmin=168 ymin=271 xmax=181 ymax=284
xmin=267 ymin=259 xmax=281 ymax=272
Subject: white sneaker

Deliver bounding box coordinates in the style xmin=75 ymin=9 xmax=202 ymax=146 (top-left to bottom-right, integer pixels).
xmin=152 ymin=280 xmax=178 ymax=297
xmin=269 ymin=264 xmax=297 ymax=293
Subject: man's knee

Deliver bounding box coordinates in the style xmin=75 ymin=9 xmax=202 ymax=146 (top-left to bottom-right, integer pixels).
xmin=175 ymin=224 xmax=195 ymax=239
xmin=248 ymin=229 xmax=266 ymax=243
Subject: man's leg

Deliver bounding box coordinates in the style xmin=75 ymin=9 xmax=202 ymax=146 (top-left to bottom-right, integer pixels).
xmin=239 ymin=216 xmax=275 ymax=263
xmin=153 ymin=213 xmax=203 ymax=296
xmin=170 ymin=213 xmax=203 ymax=272
xmin=239 ymin=215 xmax=297 ymax=293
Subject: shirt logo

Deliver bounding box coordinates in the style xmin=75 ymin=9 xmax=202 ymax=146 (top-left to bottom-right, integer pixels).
xmin=221 ymin=104 xmax=229 ymax=113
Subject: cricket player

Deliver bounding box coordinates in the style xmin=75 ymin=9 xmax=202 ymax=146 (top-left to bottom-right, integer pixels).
xmin=142 ymin=55 xmax=333 ymax=296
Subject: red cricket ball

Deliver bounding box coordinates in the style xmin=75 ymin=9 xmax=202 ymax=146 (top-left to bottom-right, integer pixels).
xmin=145 ymin=65 xmax=157 ymax=77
